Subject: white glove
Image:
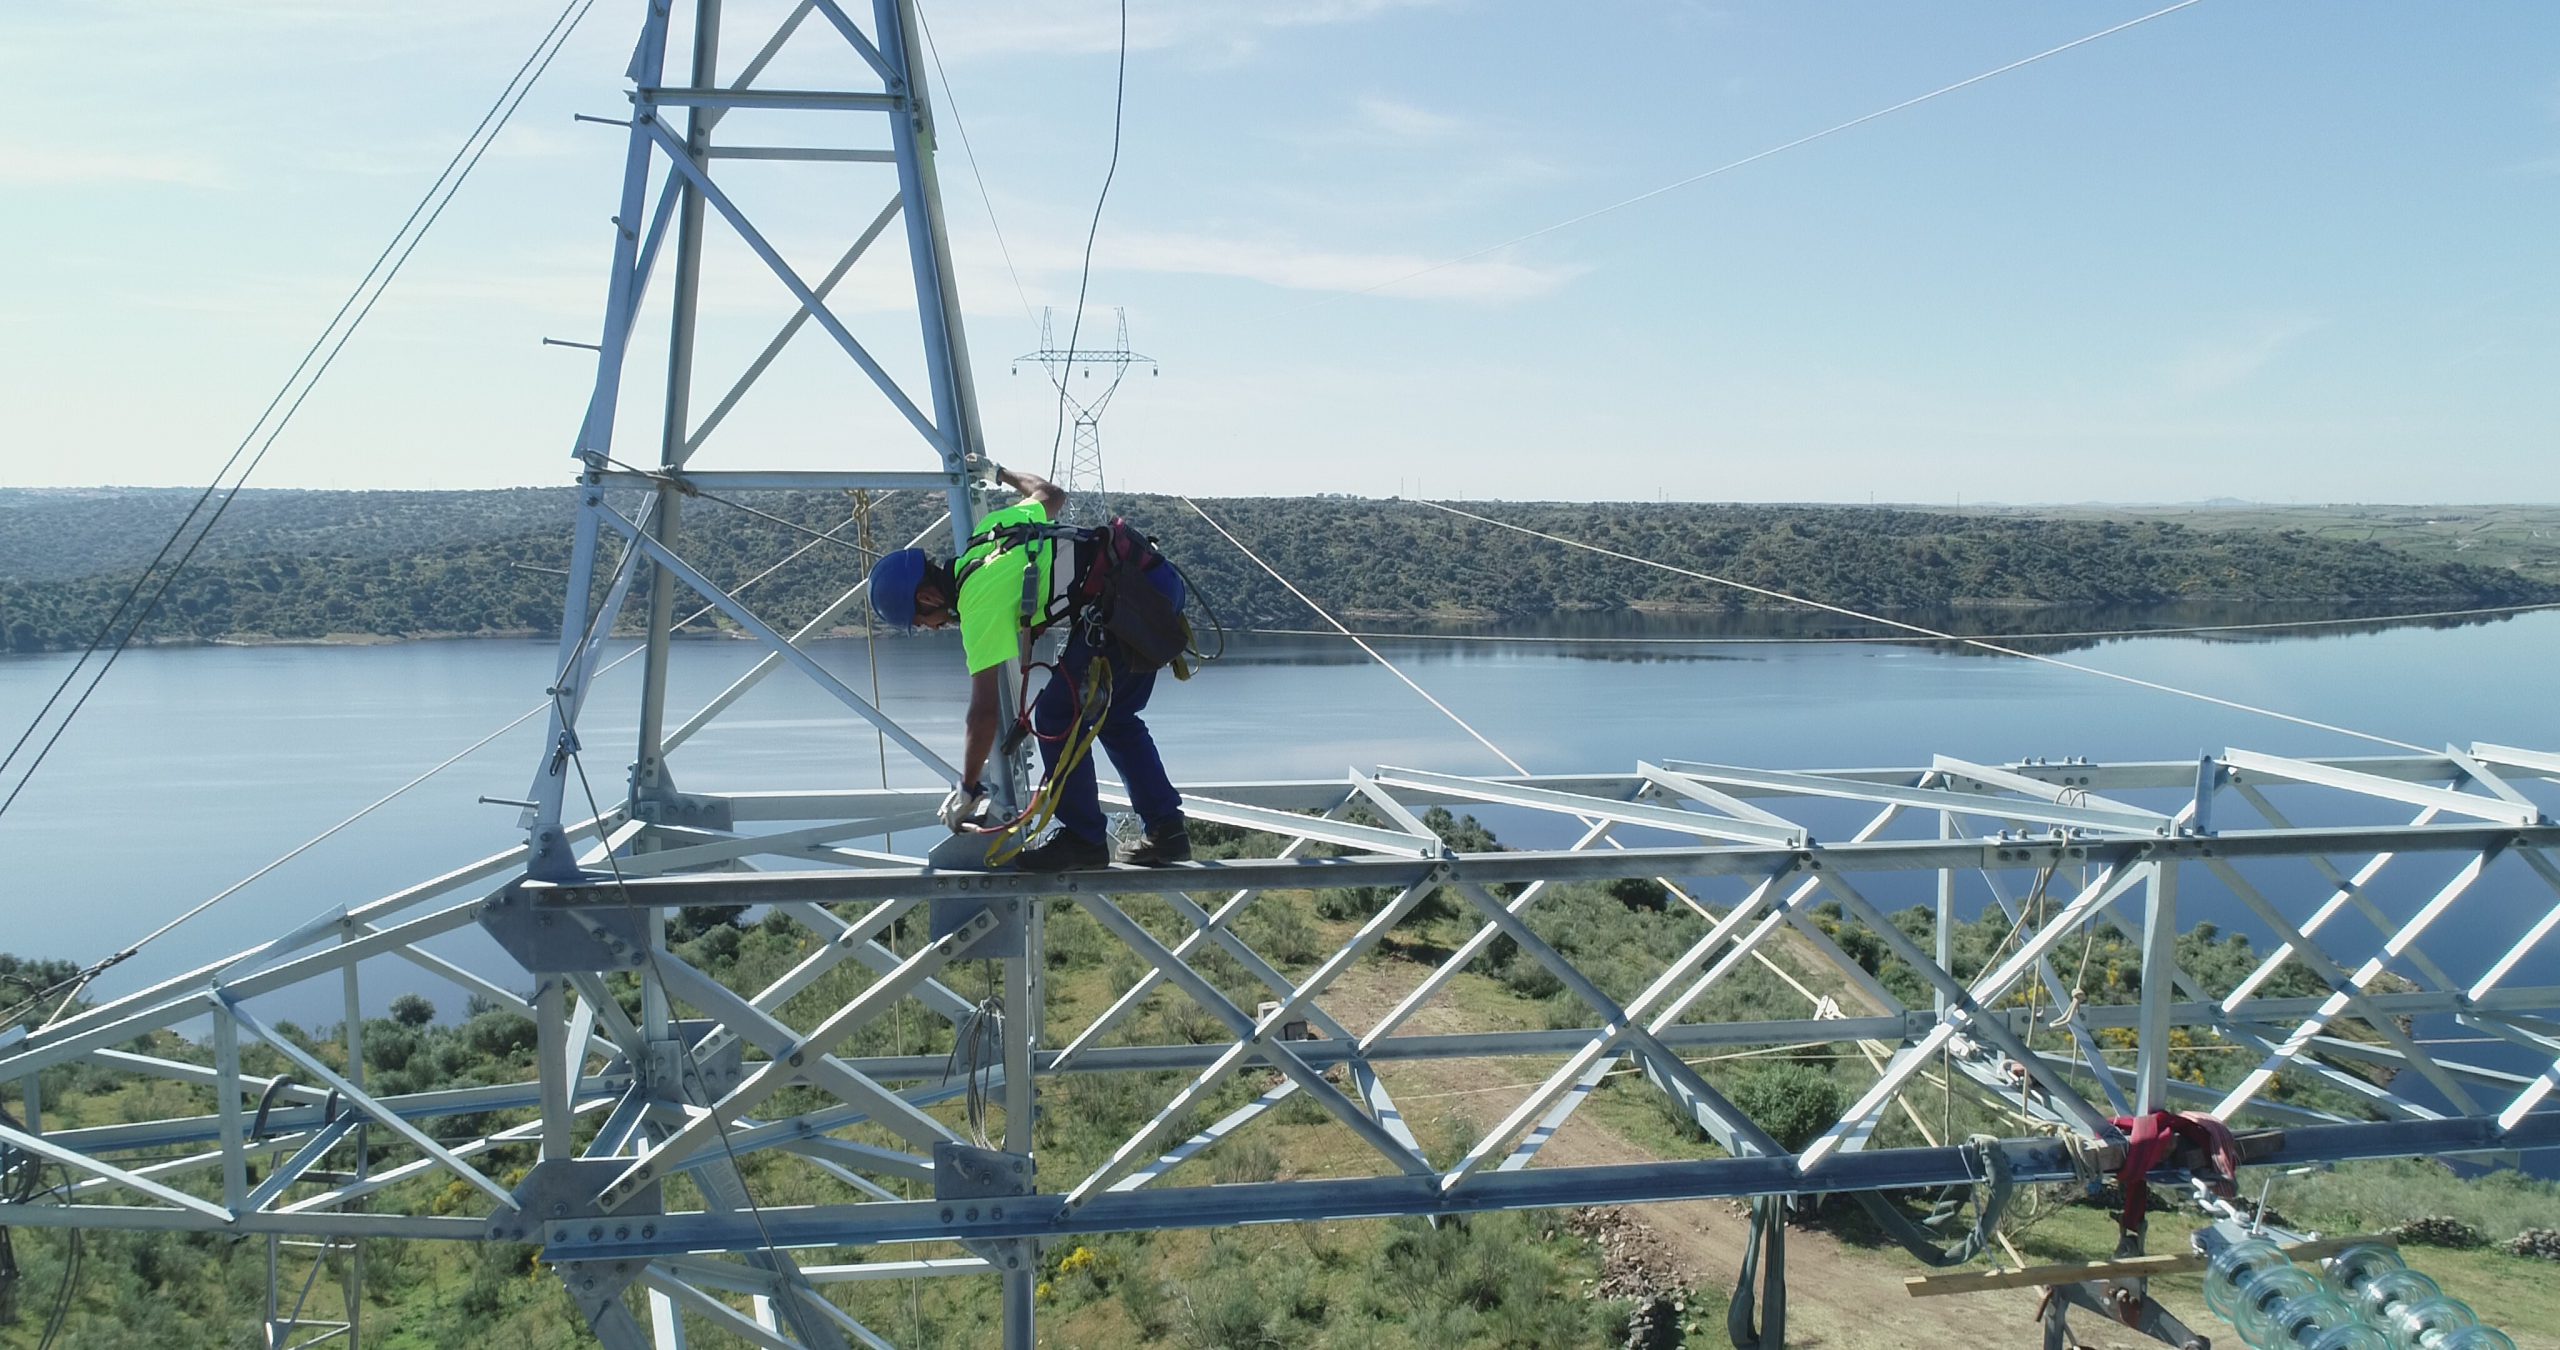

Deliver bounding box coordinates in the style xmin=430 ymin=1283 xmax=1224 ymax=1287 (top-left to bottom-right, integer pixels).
xmin=939 ymin=781 xmax=990 ymax=831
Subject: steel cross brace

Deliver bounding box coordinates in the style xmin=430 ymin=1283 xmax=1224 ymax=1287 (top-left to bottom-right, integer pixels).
xmin=538 ymin=1114 xmax=2560 ymax=1262
xmin=1060 ymin=886 xmax=1442 ymax=1206
xmin=1438 ymin=875 xmax=1788 ymax=1183
xmin=1052 ymin=797 xmax=1356 ymax=1067
xmin=2215 ymin=845 xmax=2501 ymax=1114
xmin=2225 ymin=789 xmax=2466 ymax=1001
xmin=1801 ymin=865 xmax=2140 ymax=1169
xmin=596 ymin=914 xmax=1002 ymax=1212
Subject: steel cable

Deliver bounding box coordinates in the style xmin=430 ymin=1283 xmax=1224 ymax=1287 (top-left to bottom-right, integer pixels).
xmin=912 ymin=0 xmax=1044 ymax=337
xmin=1045 ymin=0 xmax=1130 ymax=479
xmin=1414 ymin=499 xmax=2433 ymax=754
xmin=5 ymin=502 xmax=880 ymax=1030
xmin=0 ymin=0 xmax=603 ymax=826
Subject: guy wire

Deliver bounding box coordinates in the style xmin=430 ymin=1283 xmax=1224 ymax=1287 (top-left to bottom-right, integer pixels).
xmin=1414 ymin=499 xmax=2433 ymax=755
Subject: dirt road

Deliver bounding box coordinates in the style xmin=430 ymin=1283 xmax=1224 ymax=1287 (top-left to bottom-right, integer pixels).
xmin=1322 ymin=961 xmax=2210 ymax=1350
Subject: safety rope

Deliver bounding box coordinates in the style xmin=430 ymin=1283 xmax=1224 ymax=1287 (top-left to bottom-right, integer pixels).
xmin=855 ymin=492 xmax=892 ymax=844
xmin=911 ymin=0 xmax=1043 ymax=334
xmin=1043 ymin=0 xmax=1130 ymax=479
xmin=602 ymin=458 xmax=896 ymax=562
xmin=944 ymin=999 xmax=1007 ymax=1149
xmin=984 ymin=656 xmax=1113 ymax=868
xmin=1157 ymin=553 xmax=1228 ymax=678
xmin=8 ymin=501 xmax=895 ymax=1033
xmin=555 ymin=714 xmax=794 ymax=1312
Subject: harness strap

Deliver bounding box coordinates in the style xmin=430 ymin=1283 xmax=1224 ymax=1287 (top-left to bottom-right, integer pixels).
xmin=2108 ymin=1109 xmax=2239 ymax=1231
xmin=954 ymin=520 xmax=1090 ymax=634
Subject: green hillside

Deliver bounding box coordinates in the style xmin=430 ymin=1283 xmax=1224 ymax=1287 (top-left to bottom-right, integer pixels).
xmin=2 ymin=489 xmax=2554 ymax=653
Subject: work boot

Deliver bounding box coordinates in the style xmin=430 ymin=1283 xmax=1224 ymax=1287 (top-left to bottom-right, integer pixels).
xmin=1116 ymin=816 xmax=1192 ymax=867
xmin=1013 ymin=830 xmax=1110 ymax=873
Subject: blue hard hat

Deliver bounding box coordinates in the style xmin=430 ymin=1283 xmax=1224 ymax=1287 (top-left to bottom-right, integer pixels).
xmin=868 ymin=548 xmax=930 ymax=627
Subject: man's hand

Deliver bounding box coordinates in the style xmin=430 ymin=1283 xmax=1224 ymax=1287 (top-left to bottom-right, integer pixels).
xmin=938 ymin=781 xmax=990 ymax=832
xmin=994 ymin=464 xmax=1066 ymax=515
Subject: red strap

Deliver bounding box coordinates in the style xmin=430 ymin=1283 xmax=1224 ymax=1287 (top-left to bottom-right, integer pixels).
xmin=2107 ymin=1110 xmax=2240 ymax=1231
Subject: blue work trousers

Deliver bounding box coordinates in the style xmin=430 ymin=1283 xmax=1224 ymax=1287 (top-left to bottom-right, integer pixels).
xmin=1032 ymin=564 xmax=1185 ymax=844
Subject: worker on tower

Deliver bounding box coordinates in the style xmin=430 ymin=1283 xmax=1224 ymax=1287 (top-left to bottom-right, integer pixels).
xmin=867 ymin=464 xmax=1193 ymax=871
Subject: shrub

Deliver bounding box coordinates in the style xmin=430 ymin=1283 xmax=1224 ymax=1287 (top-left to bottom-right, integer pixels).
xmin=1729 ymin=1063 xmax=1848 ymax=1153
xmin=1120 ymin=1273 xmax=1172 ymax=1338
xmin=388 ymin=993 xmax=436 ymax=1027
xmin=1316 ymin=886 xmax=1389 ymax=921
xmin=1501 ymin=959 xmax=1564 ymax=1000
xmin=689 ymin=922 xmax=741 ymax=964
xmin=1173 ymin=1279 xmax=1285 ymax=1349
xmin=362 ymin=1022 xmax=421 ymax=1075
xmin=464 ymin=1009 xmax=537 ymax=1060
xmin=1606 ymin=877 xmax=1668 ymax=911
xmin=1209 ymin=1134 xmax=1282 ymax=1184
xmin=669 ymin=904 xmax=741 ymax=942
xmin=1238 ymin=901 xmax=1323 ymax=968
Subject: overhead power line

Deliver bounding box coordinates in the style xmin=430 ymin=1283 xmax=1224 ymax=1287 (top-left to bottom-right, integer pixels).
xmin=912 ymin=0 xmax=1042 ymax=335
xmin=1046 ymin=0 xmax=1131 ymax=479
xmin=1412 ymin=498 xmax=2433 ymax=755
xmin=0 ymin=0 xmax=603 ymax=825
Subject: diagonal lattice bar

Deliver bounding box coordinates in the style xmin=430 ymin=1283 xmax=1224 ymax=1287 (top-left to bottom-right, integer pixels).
xmin=2215 ymin=846 xmax=2500 ymax=1115
xmin=1800 ymin=865 xmax=2142 ymax=1169
xmin=1063 ymin=889 xmax=1438 ymax=1199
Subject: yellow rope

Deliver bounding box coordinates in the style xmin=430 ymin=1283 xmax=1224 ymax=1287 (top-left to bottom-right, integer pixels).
xmin=985 ymin=656 xmax=1112 ymax=868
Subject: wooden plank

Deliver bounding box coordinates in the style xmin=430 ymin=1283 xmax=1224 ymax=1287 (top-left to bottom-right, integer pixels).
xmin=1903 ymin=1233 xmax=2392 ymax=1298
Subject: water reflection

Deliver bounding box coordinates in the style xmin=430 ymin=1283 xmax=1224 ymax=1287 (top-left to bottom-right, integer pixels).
xmin=0 ymin=608 xmax=2551 ymax=1025
xmin=1225 ymin=599 xmax=2558 ymax=659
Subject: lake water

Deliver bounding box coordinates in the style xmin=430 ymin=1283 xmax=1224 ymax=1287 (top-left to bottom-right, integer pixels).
xmin=2 ymin=608 xmax=2556 ymax=1030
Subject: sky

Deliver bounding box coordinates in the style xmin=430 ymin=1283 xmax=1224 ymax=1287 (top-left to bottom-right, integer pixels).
xmin=2 ymin=1 xmax=2555 ymax=504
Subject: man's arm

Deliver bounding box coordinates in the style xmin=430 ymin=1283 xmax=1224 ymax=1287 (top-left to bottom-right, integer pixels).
xmin=961 ymin=666 xmax=1004 ymax=789
xmin=995 ymin=464 xmax=1066 ymax=515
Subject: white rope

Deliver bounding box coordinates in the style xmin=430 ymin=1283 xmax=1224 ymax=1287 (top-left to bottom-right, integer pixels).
xmin=61 ymin=506 xmax=886 ymax=985
xmin=105 ymin=708 xmax=551 ymax=967
xmin=1181 ymin=496 xmax=1528 ymax=774
xmin=1181 ymin=496 xmax=1859 ymax=1115
xmin=1415 ymin=499 xmax=2432 ymax=755
xmin=1307 ymin=0 xmax=2208 ymax=308
xmin=912 ymin=0 xmax=1044 ymax=336
xmin=1235 ymin=602 xmax=2560 ymax=646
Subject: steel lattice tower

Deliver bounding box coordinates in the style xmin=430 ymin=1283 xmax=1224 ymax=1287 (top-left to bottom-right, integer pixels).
xmin=3 ymin=5 xmax=2558 ymax=1350
xmin=1016 ymin=307 xmax=1154 ymax=526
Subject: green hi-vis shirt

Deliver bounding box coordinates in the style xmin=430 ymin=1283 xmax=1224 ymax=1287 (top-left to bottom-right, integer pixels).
xmin=955 ymin=500 xmax=1060 ymax=675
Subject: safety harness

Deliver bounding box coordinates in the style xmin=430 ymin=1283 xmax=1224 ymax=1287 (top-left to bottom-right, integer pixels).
xmin=953 ymin=516 xmax=1194 ymax=675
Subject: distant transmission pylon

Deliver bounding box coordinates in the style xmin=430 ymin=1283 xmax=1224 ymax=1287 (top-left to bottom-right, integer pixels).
xmin=1015 ymin=307 xmax=1155 ymax=525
